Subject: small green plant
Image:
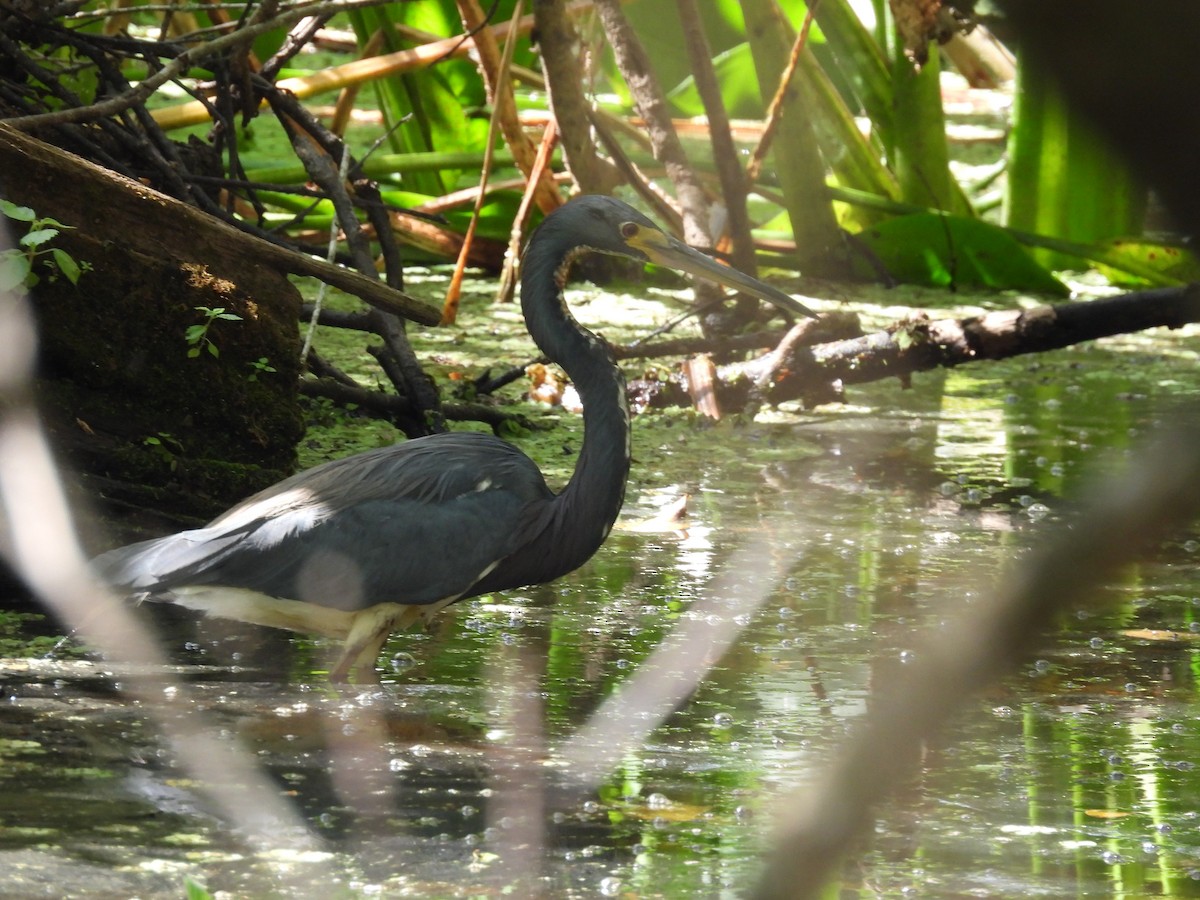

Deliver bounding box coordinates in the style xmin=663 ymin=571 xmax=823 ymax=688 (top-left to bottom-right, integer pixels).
xmin=143 ymin=432 xmax=182 ymax=470
xmin=185 ymin=306 xmax=242 ymax=358
xmin=246 ymin=356 xmax=277 ymax=381
xmin=0 ymin=198 xmax=90 ymax=290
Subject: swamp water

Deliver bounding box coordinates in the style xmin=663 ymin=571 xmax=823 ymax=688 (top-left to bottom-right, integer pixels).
xmin=3 ymin=313 xmax=1200 ymax=898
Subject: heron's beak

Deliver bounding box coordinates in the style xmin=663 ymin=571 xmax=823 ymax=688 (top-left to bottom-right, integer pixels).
xmin=630 ymin=229 xmax=819 ymax=320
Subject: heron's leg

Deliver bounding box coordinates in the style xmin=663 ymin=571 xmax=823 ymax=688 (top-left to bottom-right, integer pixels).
xmin=330 ymin=603 xmax=426 ymax=683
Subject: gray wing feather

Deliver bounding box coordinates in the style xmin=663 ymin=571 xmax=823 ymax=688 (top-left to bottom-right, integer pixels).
xmin=93 ymin=432 xmax=555 ymax=611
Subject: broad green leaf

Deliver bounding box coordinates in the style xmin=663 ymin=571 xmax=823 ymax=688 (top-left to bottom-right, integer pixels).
xmin=20 ymin=228 xmax=59 ymax=248
xmin=0 ymin=251 xmax=31 ymax=291
xmin=1094 ymin=237 xmax=1200 ymax=287
xmin=854 ymin=214 xmax=1070 ymax=297
xmin=0 ymin=200 xmax=36 ymax=222
xmin=667 ymin=44 xmax=765 ymax=119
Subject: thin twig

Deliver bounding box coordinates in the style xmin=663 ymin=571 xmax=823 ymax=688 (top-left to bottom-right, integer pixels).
xmin=4 ymin=0 xmax=398 ymax=130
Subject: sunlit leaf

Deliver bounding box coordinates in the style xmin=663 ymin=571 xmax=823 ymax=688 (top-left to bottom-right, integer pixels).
xmin=20 ymin=228 xmax=59 ymax=248
xmin=854 ymin=214 xmax=1070 ymax=297
xmin=1094 ymin=237 xmax=1200 ymax=287
xmin=0 ymin=200 xmax=37 ymax=222
xmin=667 ymin=43 xmax=765 ymax=119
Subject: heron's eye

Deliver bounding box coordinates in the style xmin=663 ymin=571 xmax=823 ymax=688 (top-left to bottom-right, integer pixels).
xmin=620 ymin=222 xmax=639 ymax=240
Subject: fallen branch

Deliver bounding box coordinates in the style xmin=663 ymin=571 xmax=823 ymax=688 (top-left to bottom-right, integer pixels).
xmin=299 ymin=376 xmax=529 ymax=431
xmin=0 ymin=124 xmax=440 ymax=324
xmin=768 ymin=284 xmax=1200 ymax=400
xmin=617 ymin=285 xmax=1200 ymax=414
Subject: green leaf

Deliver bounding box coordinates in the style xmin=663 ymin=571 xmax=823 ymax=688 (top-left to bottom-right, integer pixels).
xmin=20 ymin=228 xmax=59 ymax=248
xmin=0 ymin=200 xmax=36 ymax=222
xmin=187 ymin=346 xmax=201 ymax=359
xmin=854 ymin=214 xmax=1070 ymax=297
xmin=668 ymin=44 xmax=766 ymax=119
xmin=1094 ymin=237 xmax=1200 ymax=287
xmin=51 ymin=248 xmax=81 ymax=284
xmin=184 ymin=325 xmax=206 ymax=343
xmin=0 ymin=251 xmax=32 ymax=291
xmin=216 ymin=312 xmax=243 ymax=321
xmin=207 ymin=342 xmax=219 ymax=358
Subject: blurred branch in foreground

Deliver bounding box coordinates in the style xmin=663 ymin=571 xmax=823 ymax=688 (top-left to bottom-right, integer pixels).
xmin=0 ymin=233 xmax=332 ymax=898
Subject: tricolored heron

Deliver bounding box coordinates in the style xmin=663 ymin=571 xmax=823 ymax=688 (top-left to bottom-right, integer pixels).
xmin=94 ymin=195 xmax=817 ymax=683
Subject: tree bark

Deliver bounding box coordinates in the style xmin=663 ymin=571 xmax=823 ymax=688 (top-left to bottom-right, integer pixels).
xmin=628 ymin=286 xmax=1200 ymax=413
xmin=532 ymin=0 xmax=621 ymax=194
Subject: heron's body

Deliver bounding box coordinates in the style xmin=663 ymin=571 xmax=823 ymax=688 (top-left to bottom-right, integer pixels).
xmin=94 ymin=195 xmax=815 ymax=682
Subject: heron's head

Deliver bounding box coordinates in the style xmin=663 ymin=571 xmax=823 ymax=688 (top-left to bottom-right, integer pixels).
xmin=541 ymin=195 xmax=819 ymax=320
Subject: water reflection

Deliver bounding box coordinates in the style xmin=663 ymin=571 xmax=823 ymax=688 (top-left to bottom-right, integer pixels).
xmin=4 ymin=341 xmax=1200 ymax=896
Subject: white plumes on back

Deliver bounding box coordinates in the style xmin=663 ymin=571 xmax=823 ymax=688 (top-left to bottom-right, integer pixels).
xmin=212 ymin=486 xmax=330 ymax=533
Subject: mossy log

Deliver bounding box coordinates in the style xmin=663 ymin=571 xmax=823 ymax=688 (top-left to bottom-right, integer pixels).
xmin=0 ymin=126 xmax=313 ymax=538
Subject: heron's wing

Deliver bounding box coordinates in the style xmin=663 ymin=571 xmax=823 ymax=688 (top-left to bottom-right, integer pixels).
xmin=94 ymin=432 xmax=555 ymax=610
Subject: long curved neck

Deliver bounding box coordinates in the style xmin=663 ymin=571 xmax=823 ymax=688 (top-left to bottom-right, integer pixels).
xmin=521 ymin=237 xmax=631 ymax=569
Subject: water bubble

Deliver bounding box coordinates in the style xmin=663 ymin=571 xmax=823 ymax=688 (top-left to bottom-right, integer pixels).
xmin=390 ymin=652 xmax=417 ymax=671
xmin=1142 ymin=842 xmax=1159 ymax=855
xmin=734 ymin=805 xmax=753 ymax=821
xmin=1034 ymin=659 xmax=1052 ymax=674
xmin=1186 ymin=540 xmax=1200 ymax=554
xmin=582 ymin=800 xmax=601 ymax=814
xmin=460 ymin=805 xmax=477 ymax=819
xmin=938 ymin=481 xmax=958 ymax=497
xmin=1089 ymin=637 xmax=1105 ymax=650
xmin=713 ymin=712 xmax=734 ymax=729
xmin=1124 ymin=683 xmax=1138 ymax=693
xmin=1026 ymin=502 xmax=1051 ymax=521
xmin=899 ymin=650 xmax=916 ymax=664
xmin=646 ymin=793 xmax=672 ymax=810
xmin=1101 ymin=850 xmax=1123 ymax=865
xmin=599 ymin=876 xmax=623 ymax=897
xmin=1050 ymin=462 xmax=1065 ymax=477
xmin=1157 ymin=823 xmax=1174 ymax=834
